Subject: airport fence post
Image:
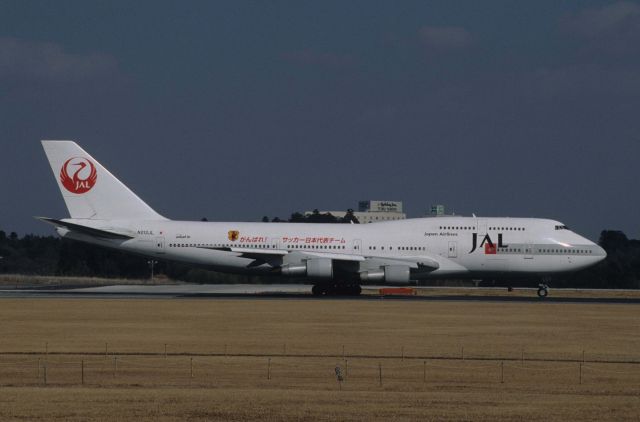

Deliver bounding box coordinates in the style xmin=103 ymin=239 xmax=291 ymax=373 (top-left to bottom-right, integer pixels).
xmin=423 ymin=360 xmax=426 ymax=383
xmin=81 ymin=359 xmax=84 ymax=386
xmin=582 ymin=350 xmax=585 ymax=363
xmin=378 ymin=363 xmax=382 ymax=386
xmin=335 ymin=365 xmax=344 ymax=390
xmin=267 ymin=358 xmax=271 ymax=380
xmin=43 ymin=362 xmax=47 ymax=386
xmin=579 ymin=362 xmax=582 ymax=385
xmin=500 ymin=361 xmax=504 ymax=384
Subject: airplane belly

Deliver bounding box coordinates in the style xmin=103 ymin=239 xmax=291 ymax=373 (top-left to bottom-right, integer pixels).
xmin=509 ymin=255 xmax=569 ymax=273
xmin=485 ymin=258 xmax=509 ymax=272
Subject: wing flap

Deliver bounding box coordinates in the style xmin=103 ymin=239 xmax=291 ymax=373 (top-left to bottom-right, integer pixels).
xmin=202 ymin=247 xmax=365 ymax=262
xmin=296 ymin=251 xmax=365 ymax=261
xmin=202 ymin=246 xmax=288 ymax=257
xmin=362 ymin=255 xmax=440 ymax=270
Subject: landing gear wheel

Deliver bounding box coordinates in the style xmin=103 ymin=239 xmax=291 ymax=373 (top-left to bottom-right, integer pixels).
xmin=311 ymin=283 xmax=361 ymax=296
xmin=327 ymin=283 xmax=341 ymax=296
xmin=312 ymin=283 xmax=330 ymax=296
xmin=537 ymin=286 xmax=549 ymax=298
xmin=350 ymin=284 xmax=362 ymax=296
xmin=338 ymin=283 xmax=361 ymax=296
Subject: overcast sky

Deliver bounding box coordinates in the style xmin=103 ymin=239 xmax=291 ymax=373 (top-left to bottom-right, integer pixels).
xmin=1 ymin=1 xmax=639 ymax=241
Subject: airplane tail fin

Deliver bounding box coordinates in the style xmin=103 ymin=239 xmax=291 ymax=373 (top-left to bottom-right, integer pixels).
xmin=41 ymin=140 xmax=167 ymax=221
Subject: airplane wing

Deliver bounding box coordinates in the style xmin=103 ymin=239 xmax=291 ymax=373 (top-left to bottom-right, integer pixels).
xmin=198 ymin=246 xmax=289 ymax=260
xmin=205 ymin=246 xmax=288 ymax=256
xmin=202 ymin=246 xmax=439 ymax=271
xmin=204 ymin=246 xmax=363 ymax=260
xmin=364 ymin=255 xmax=440 ymax=270
xmin=286 ymin=251 xmax=366 ymax=262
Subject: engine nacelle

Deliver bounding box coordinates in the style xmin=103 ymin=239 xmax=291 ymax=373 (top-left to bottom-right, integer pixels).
xmin=359 ymin=270 xmax=384 ymax=282
xmin=384 ymin=265 xmax=410 ymax=283
xmin=281 ymin=264 xmax=306 ymax=277
xmin=306 ymin=258 xmax=333 ymax=279
xmin=360 ymin=265 xmax=411 ymax=284
xmin=281 ymin=258 xmax=333 ymax=280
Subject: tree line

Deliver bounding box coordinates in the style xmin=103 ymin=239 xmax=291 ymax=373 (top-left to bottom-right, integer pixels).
xmin=0 ymin=225 xmax=638 ymax=289
xmin=262 ymin=209 xmax=360 ymax=224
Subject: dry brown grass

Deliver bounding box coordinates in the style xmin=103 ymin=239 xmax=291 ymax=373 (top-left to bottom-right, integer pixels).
xmin=0 ymin=298 xmax=638 ymax=421
xmin=0 ymin=274 xmax=178 ymax=288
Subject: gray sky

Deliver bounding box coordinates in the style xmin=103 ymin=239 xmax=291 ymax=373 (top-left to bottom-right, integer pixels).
xmin=1 ymin=1 xmax=639 ymax=241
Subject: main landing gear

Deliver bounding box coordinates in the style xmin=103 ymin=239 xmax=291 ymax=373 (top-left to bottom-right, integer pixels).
xmin=312 ymin=282 xmax=362 ymax=296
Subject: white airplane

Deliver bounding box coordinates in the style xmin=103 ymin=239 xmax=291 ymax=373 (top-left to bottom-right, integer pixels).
xmin=39 ymin=141 xmax=606 ymax=297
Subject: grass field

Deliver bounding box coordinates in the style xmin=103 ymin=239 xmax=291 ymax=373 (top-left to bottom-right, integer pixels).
xmin=0 ymin=274 xmax=179 ymax=288
xmin=0 ymin=298 xmax=638 ymax=421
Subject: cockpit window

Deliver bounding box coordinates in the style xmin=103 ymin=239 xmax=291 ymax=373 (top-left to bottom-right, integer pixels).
xmin=555 ymin=225 xmax=569 ymax=230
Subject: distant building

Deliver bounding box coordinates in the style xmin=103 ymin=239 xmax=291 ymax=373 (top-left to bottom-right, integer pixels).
xmin=305 ymin=200 xmax=406 ymax=224
xmin=358 ymin=200 xmax=403 ymax=213
xmin=429 ymin=204 xmax=446 ymax=216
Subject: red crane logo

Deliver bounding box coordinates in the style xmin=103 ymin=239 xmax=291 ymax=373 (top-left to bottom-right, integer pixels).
xmin=60 ymin=157 xmax=97 ymax=194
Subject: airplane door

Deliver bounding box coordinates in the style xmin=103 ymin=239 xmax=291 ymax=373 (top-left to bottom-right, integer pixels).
xmin=448 ymin=241 xmax=458 ymax=258
xmin=525 ymin=243 xmax=533 ymax=259
xmin=154 ymin=236 xmax=165 ymax=254
xmin=271 ymin=238 xmax=281 ymax=249
xmin=477 ymin=219 xmax=487 ymax=235
xmin=352 ymin=239 xmax=362 ymax=253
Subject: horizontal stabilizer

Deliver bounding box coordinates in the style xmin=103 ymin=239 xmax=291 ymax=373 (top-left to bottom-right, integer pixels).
xmin=36 ymin=217 xmax=134 ymax=240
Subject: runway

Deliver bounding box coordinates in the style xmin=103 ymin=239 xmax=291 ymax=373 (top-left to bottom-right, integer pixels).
xmin=0 ymin=284 xmax=639 ymax=303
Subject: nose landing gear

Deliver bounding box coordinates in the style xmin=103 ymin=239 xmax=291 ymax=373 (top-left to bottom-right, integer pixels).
xmin=537 ymin=283 xmax=549 ymax=298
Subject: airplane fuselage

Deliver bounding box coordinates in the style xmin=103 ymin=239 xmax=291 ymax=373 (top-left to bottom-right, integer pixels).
xmin=57 ymin=216 xmax=606 ymax=281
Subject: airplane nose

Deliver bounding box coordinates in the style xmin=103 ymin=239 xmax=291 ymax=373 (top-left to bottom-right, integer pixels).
xmin=595 ymin=245 xmax=607 ymax=261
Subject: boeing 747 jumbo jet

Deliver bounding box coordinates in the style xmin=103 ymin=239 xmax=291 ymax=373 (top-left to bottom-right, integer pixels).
xmin=39 ymin=141 xmax=606 ymax=297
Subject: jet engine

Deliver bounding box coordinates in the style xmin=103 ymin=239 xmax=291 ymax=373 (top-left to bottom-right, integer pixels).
xmin=281 ymin=258 xmax=333 ymax=280
xmin=360 ymin=265 xmax=411 ymax=284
